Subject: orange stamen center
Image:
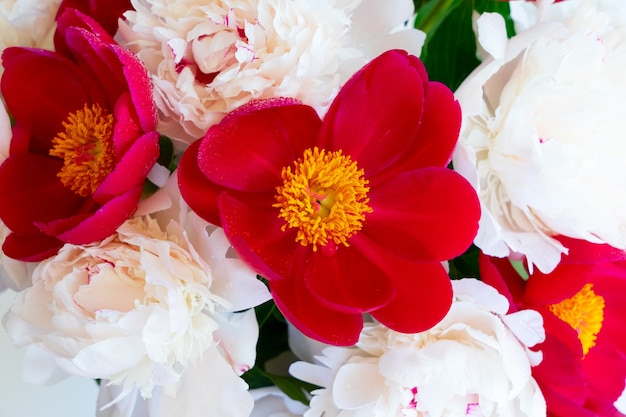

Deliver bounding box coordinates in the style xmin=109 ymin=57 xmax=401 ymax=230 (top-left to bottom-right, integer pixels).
xmin=49 ymin=103 xmax=115 ymax=197
xmin=548 ymin=283 xmax=605 ymax=356
xmin=274 ymin=147 xmax=372 ymax=251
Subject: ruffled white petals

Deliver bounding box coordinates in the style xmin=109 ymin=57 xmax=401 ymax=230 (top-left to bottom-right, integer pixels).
xmin=454 ymin=0 xmax=626 ymax=273
xmin=3 ymin=176 xmax=270 ymax=408
xmin=291 ymin=279 xmax=546 ymax=417
xmin=97 ymin=346 xmax=254 ymax=417
xmin=0 ymin=0 xmax=61 ymax=73
xmin=119 ymin=0 xmax=424 ymax=146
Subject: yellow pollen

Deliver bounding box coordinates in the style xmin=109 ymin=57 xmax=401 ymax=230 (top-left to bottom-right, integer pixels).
xmin=49 ymin=103 xmax=115 ymax=197
xmin=548 ymin=283 xmax=605 ymax=357
xmin=273 ymin=147 xmax=372 ymax=251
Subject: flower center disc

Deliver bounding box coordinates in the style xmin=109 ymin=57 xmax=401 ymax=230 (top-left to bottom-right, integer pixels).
xmin=49 ymin=103 xmax=115 ymax=197
xmin=274 ymin=147 xmax=372 ymax=251
xmin=548 ymin=283 xmax=605 ymax=356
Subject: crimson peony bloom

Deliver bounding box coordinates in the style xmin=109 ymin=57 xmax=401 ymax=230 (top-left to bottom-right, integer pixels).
xmin=0 ymin=9 xmax=159 ymax=262
xmin=178 ymin=50 xmax=480 ymax=345
xmin=480 ymin=252 xmax=626 ymax=417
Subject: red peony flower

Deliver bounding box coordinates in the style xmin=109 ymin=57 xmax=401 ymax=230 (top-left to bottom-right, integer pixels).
xmin=0 ymin=9 xmax=159 ymax=262
xmin=178 ymin=50 xmax=480 ymax=345
xmin=480 ymin=252 xmax=626 ymax=417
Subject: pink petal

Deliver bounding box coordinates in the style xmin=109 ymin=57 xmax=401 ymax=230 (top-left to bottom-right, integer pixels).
xmin=319 ymin=50 xmax=425 ymax=177
xmin=370 ymin=258 xmax=453 ymax=333
xmin=364 ymin=167 xmax=480 ymax=262
xmin=113 ymin=42 xmax=158 ymax=132
xmin=92 ymin=131 xmax=159 ymax=203
xmin=198 ymin=103 xmax=321 ymax=193
xmin=39 ymin=186 xmax=142 ymax=244
xmin=111 ymin=92 xmax=142 ymax=156
xmin=271 ymin=275 xmax=364 ymax=346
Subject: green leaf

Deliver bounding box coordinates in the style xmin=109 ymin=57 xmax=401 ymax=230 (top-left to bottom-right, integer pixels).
xmin=242 ymin=367 xmax=320 ymax=405
xmin=265 ymin=373 xmax=318 ymax=405
xmin=419 ymin=0 xmax=481 ymax=91
xmin=157 ymin=134 xmax=176 ymax=171
xmin=414 ymin=0 xmax=464 ymax=37
xmin=448 ymin=244 xmax=480 ymax=279
xmin=253 ymin=299 xmax=290 ymax=368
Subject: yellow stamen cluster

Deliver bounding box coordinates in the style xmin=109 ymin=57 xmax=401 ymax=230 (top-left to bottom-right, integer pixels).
xmin=274 ymin=147 xmax=372 ymax=251
xmin=548 ymin=283 xmax=605 ymax=356
xmin=49 ymin=103 xmax=115 ymax=197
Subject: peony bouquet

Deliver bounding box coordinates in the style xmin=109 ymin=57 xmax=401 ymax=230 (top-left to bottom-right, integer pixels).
xmin=0 ymin=0 xmax=625 ymax=416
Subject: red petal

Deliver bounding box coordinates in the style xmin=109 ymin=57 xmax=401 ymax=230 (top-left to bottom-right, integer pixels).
xmin=113 ymin=42 xmax=158 ymax=132
xmin=93 ymin=131 xmax=159 ymax=203
xmin=1 ymin=47 xmax=96 ymax=154
xmin=557 ymin=236 xmax=626 ymax=264
xmin=271 ymin=274 xmax=363 ymax=346
xmin=218 ymin=193 xmax=300 ymax=281
xmin=178 ymin=140 xmax=224 ymax=227
xmin=2 ymin=232 xmax=63 ymax=262
xmin=364 ymin=167 xmax=480 ymax=262
xmin=370 ymin=258 xmax=453 ymax=334
xmin=111 ymin=92 xmax=142 ymax=156
xmin=302 ymin=240 xmax=395 ymax=313
xmin=0 ymin=153 xmax=84 ymax=235
xmin=533 ymin=334 xmax=591 ymax=417
xmin=319 ymin=50 xmax=424 ymax=177
xmin=39 ymin=186 xmax=142 ymax=244
xmin=524 ymin=263 xmax=592 ymax=306
xmin=62 ymin=26 xmax=124 ymax=107
xmin=55 ymin=7 xmax=115 ymax=56
xmin=478 ymin=253 xmax=527 ymax=312
xmin=370 ymin=82 xmax=461 ymax=186
xmin=198 ymin=104 xmax=321 ymax=193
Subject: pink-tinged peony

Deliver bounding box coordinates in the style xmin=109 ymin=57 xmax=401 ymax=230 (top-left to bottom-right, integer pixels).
xmin=0 ymin=8 xmax=159 ymax=261
xmin=118 ymin=0 xmax=425 ymax=146
xmin=4 ymin=174 xmax=271 ymax=415
xmin=55 ymin=0 xmax=133 ymax=36
xmin=178 ymin=49 xmax=480 ymax=345
xmin=480 ymin=251 xmax=626 ymax=417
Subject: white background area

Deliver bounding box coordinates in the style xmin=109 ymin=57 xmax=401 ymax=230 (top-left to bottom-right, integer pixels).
xmin=0 ymin=288 xmax=625 ymax=416
xmin=0 ymin=289 xmax=98 ymax=417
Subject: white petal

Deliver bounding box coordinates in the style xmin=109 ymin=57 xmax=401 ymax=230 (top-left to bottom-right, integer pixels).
xmin=147 ymin=346 xmax=253 ymax=417
xmin=213 ymin=310 xmax=259 ymax=375
xmin=476 ymin=12 xmax=508 ymax=60
xmin=500 ymin=309 xmax=546 ymax=348
xmin=332 ymin=363 xmax=385 ymax=410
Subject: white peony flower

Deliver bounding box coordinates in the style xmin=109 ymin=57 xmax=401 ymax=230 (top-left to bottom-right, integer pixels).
xmin=290 ymin=279 xmax=546 ymax=417
xmin=3 ymin=174 xmax=271 ymax=416
xmin=117 ymin=0 xmax=425 ymax=147
xmin=0 ymin=0 xmax=61 ymax=67
xmin=453 ymin=0 xmax=626 ymax=273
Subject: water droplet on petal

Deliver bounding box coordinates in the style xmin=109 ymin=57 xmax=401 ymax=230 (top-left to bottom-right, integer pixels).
xmin=321 ymin=242 xmax=339 ymax=257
